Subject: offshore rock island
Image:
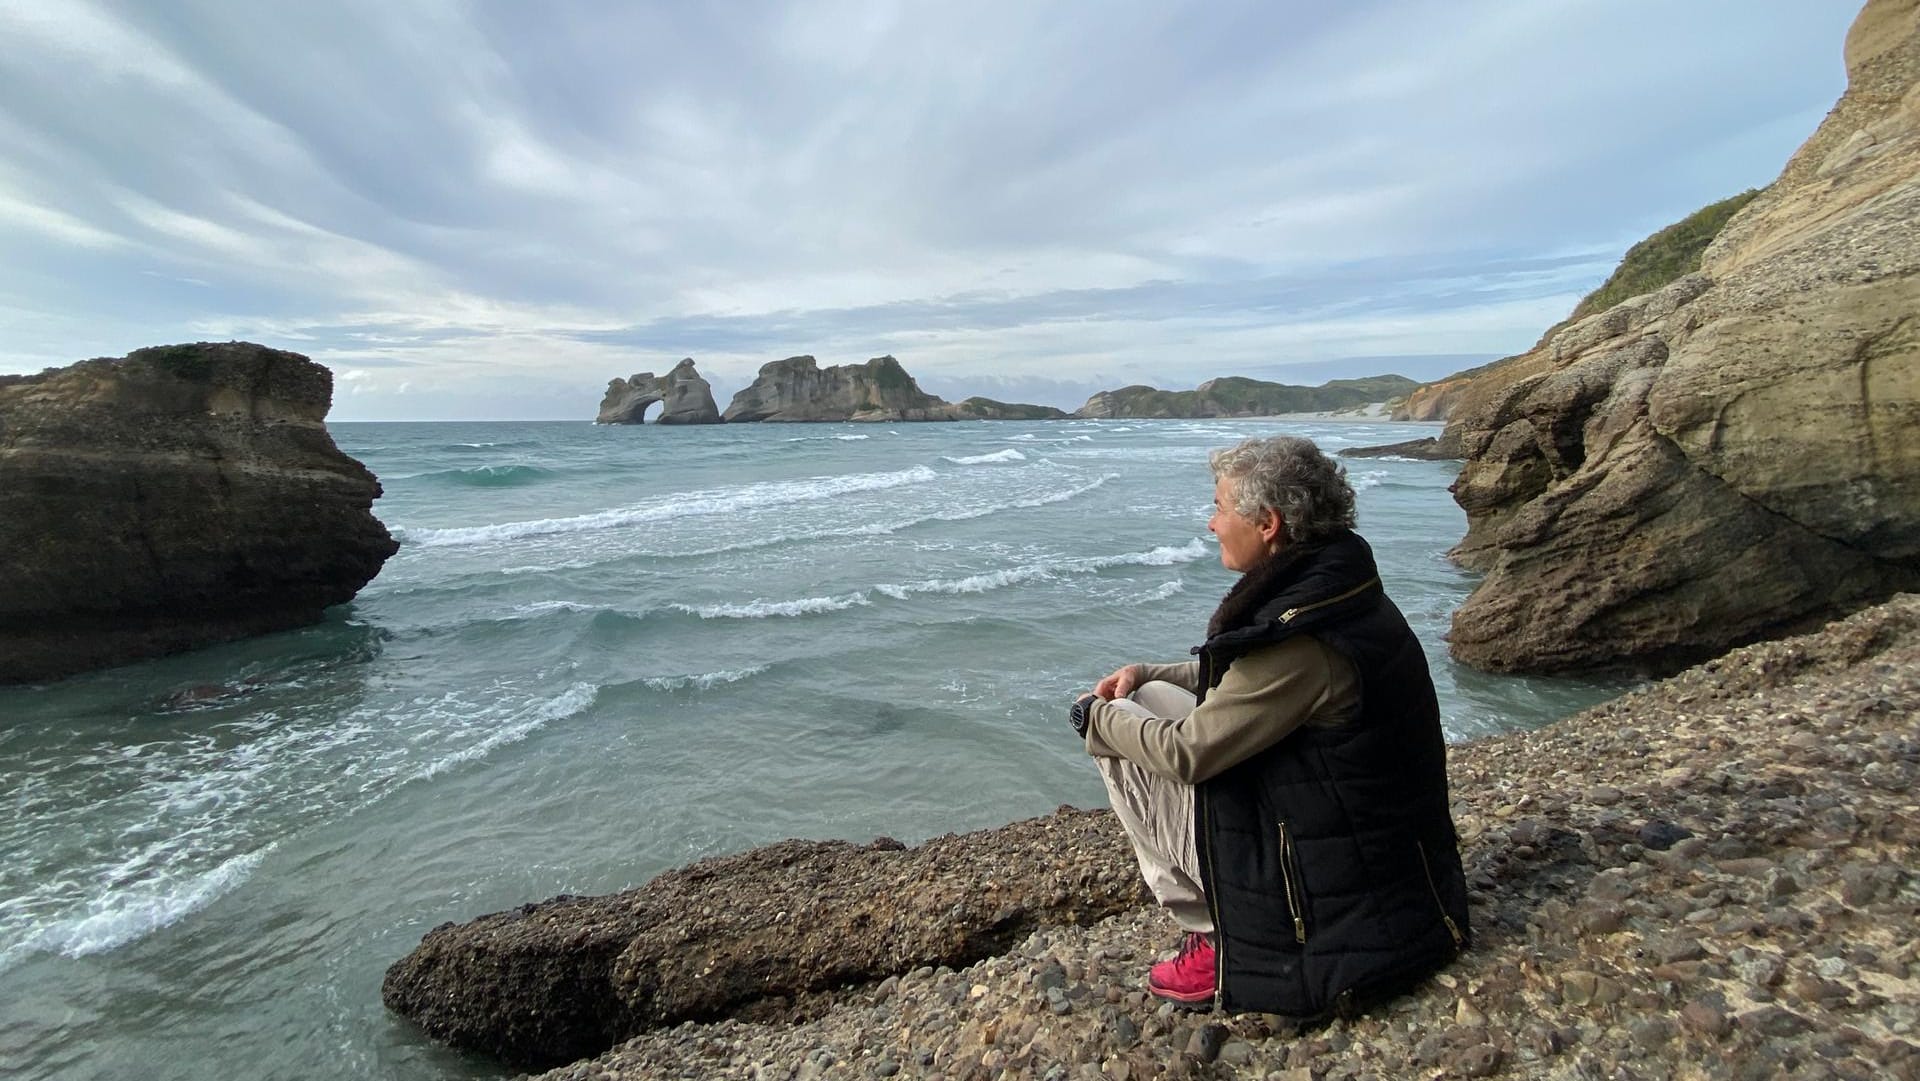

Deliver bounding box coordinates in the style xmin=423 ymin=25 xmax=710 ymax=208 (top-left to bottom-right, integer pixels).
xmin=597 ymin=358 xmax=723 ymax=424
xmin=596 ymin=355 xmax=1070 ymax=424
xmin=0 ymin=342 xmax=395 ymax=684
xmin=595 ymin=356 xmax=1419 ymax=425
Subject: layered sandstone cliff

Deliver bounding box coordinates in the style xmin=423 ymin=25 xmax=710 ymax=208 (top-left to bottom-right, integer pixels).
xmin=596 ymin=358 xmax=721 ymax=424
xmin=1445 ymin=0 xmax=1920 ymax=673
xmin=0 ymin=342 xmax=396 ymax=684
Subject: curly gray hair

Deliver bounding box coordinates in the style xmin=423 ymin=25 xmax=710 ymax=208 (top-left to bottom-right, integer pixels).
xmin=1209 ymin=436 xmax=1356 ymax=544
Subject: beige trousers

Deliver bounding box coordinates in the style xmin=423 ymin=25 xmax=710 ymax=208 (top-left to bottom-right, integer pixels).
xmin=1096 ymin=680 xmax=1213 ymax=934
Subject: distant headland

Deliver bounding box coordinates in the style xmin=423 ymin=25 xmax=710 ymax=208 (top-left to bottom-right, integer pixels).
xmin=595 ymin=355 xmax=1417 ymax=424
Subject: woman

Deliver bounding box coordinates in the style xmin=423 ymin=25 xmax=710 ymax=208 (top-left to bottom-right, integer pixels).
xmin=1068 ymin=435 xmax=1469 ymax=1013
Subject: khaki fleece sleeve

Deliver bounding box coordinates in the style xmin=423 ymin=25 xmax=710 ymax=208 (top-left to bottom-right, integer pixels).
xmin=1084 ymin=636 xmax=1352 ymax=785
xmin=1135 ymin=659 xmax=1200 ymax=693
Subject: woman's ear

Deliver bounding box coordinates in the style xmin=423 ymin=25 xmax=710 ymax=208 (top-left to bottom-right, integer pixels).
xmin=1258 ymin=510 xmax=1285 ymax=544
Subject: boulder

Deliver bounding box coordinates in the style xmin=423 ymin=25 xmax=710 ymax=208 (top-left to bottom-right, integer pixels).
xmin=1446 ymin=0 xmax=1920 ymax=673
xmin=722 ymin=355 xmax=956 ymax=422
xmin=0 ymin=342 xmax=396 ymax=684
xmin=381 ymin=808 xmax=1146 ymax=1069
xmin=595 ymin=358 xmax=720 ymax=424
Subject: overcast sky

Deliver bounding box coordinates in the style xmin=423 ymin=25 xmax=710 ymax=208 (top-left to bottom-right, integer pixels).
xmin=0 ymin=1 xmax=1860 ymax=419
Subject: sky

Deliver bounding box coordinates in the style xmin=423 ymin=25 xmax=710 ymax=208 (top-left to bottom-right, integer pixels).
xmin=0 ymin=1 xmax=1862 ymax=420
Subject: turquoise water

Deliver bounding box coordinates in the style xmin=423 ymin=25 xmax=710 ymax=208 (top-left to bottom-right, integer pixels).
xmin=0 ymin=419 xmax=1623 ymax=1080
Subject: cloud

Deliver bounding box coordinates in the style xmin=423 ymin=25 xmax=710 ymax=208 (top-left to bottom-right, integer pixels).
xmin=0 ymin=0 xmax=1863 ymax=418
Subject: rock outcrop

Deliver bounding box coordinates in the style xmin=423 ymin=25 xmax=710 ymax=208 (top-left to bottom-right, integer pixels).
xmin=952 ymin=397 xmax=1070 ymax=421
xmin=722 ymin=356 xmax=958 ymax=422
xmin=595 ymin=358 xmax=721 ymax=424
xmin=1444 ymin=0 xmax=1920 ymax=674
xmin=0 ymin=342 xmax=396 ymax=684
xmin=1389 ymin=376 xmax=1475 ymax=422
xmin=1075 ymin=375 xmax=1416 ymax=419
xmin=1341 ymin=436 xmax=1459 ymax=461
xmin=381 ymin=809 xmax=1146 ymax=1069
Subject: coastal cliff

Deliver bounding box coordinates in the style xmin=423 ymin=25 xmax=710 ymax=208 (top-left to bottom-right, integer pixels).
xmin=1075 ymin=375 xmax=1416 ymax=419
xmin=0 ymin=342 xmax=396 ymax=684
xmin=597 ymin=358 xmax=721 ymax=424
xmin=387 ymin=596 xmax=1920 ymax=1080
xmin=1442 ymin=0 xmax=1920 ymax=674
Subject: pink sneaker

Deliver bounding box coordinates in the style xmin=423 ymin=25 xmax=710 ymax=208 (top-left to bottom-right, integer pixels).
xmin=1148 ymin=932 xmax=1216 ymax=1004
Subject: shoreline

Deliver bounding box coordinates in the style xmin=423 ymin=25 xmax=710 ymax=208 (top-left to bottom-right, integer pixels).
xmin=388 ymin=595 xmax=1920 ymax=1080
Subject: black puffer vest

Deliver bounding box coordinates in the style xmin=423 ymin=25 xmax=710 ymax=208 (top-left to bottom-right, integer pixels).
xmin=1192 ymin=530 xmax=1470 ymax=1017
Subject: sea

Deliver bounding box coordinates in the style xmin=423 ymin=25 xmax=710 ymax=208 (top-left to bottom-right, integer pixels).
xmin=0 ymin=418 xmax=1626 ymax=1081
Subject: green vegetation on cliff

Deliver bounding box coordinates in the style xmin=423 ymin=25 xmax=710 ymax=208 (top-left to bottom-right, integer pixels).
xmin=955 ymin=397 xmax=1068 ymax=420
xmin=1081 ymin=374 xmax=1417 ymax=418
xmin=1565 ymin=189 xmax=1762 ymax=323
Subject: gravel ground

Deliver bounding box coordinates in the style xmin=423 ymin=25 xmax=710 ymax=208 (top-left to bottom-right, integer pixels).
xmin=516 ymin=595 xmax=1920 ymax=1081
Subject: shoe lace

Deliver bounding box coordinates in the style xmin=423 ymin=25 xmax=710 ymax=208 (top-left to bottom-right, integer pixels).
xmin=1176 ymin=932 xmax=1211 ymax=965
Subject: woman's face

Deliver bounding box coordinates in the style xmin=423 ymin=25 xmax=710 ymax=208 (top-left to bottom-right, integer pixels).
xmin=1210 ymin=474 xmax=1283 ymax=573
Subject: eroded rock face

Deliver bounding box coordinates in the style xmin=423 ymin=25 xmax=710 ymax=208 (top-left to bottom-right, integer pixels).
xmin=1447 ymin=0 xmax=1920 ymax=673
xmin=0 ymin=342 xmax=396 ymax=683
xmin=723 ymin=355 xmax=955 ymax=422
xmin=381 ymin=808 xmax=1145 ymax=1068
xmin=596 ymin=358 xmax=721 ymax=424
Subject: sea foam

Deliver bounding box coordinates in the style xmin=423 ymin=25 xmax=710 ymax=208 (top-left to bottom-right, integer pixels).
xmin=670 ymin=592 xmax=873 ymax=620
xmin=942 ymin=449 xmax=1027 ymax=465
xmin=1 ymin=845 xmax=273 ymax=971
xmin=397 ymin=465 xmax=939 ymax=548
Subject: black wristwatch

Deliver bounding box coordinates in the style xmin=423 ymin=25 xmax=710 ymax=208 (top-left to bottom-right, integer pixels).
xmin=1070 ymin=694 xmax=1097 ymax=738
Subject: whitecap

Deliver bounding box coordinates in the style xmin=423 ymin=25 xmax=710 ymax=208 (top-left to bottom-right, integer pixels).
xmin=1118 ymin=580 xmax=1186 ymax=607
xmin=1351 ymin=469 xmax=1390 ymax=490
xmin=875 ymin=538 xmax=1208 ymax=598
xmin=396 ymin=465 xmax=939 ymax=548
xmin=670 ymin=592 xmax=872 ymax=619
xmin=877 ymin=565 xmax=1058 ymax=597
xmin=505 ymin=600 xmax=600 ymax=617
xmin=1084 ymin=538 xmax=1210 ymax=569
xmin=408 ymin=682 xmax=599 ymax=782
xmin=2 ymin=845 xmax=273 ymax=968
xmin=834 ymin=434 xmax=870 ymax=441
xmin=641 ymin=665 xmax=770 ymax=691
xmin=941 ymin=449 xmax=1027 ymax=465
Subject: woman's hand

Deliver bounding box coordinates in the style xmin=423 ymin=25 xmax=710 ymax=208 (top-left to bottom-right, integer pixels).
xmin=1094 ymin=663 xmax=1143 ymax=701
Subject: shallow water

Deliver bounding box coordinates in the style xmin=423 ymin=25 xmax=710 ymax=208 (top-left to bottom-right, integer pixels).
xmin=0 ymin=419 xmax=1626 ymax=1080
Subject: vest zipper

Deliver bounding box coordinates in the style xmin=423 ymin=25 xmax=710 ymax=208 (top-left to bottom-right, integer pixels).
xmin=1417 ymin=840 xmax=1466 ymax=947
xmin=1278 ymin=576 xmax=1380 ymax=624
xmin=1200 ymin=789 xmax=1225 ymax=1004
xmin=1278 ymin=821 xmax=1306 ymax=944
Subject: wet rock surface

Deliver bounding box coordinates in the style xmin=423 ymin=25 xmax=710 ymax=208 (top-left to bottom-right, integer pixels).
xmin=0 ymin=341 xmax=395 ymax=683
xmin=391 ymin=595 xmax=1920 ymax=1080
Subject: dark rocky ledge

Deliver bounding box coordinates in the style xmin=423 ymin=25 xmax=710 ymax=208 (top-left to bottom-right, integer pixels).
xmin=1339 ymin=435 xmax=1460 ymax=461
xmin=0 ymin=342 xmax=395 ymax=684
xmin=385 ymin=595 xmax=1920 ymax=1080
xmin=381 ymin=810 xmax=1145 ymax=1069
